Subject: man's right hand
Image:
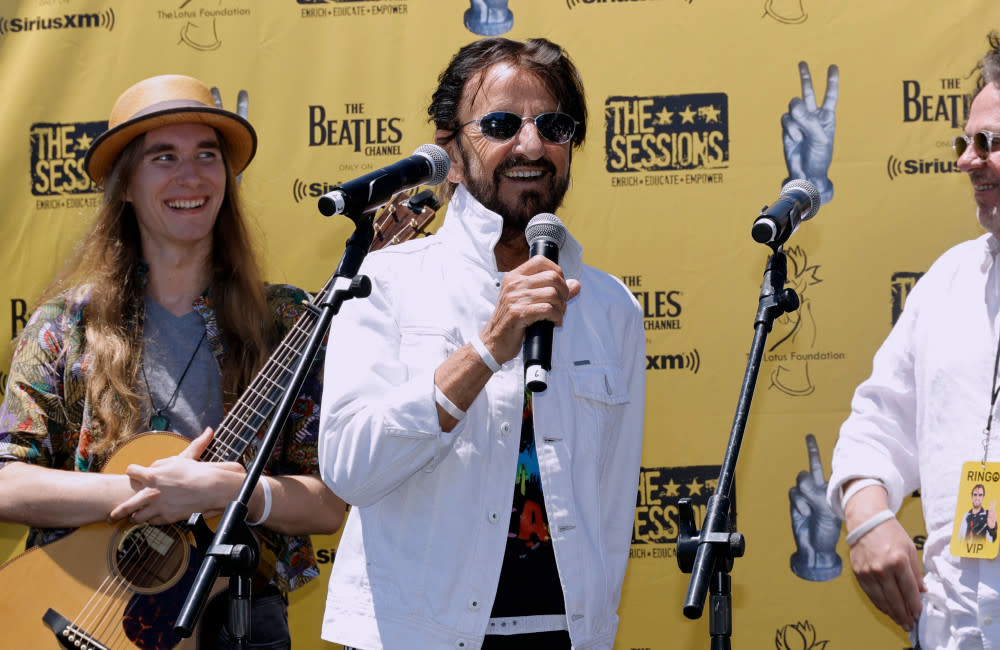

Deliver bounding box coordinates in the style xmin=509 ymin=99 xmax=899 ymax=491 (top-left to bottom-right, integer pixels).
xmin=480 ymin=255 xmax=580 ymax=366
xmin=844 ymin=483 xmax=926 ymax=632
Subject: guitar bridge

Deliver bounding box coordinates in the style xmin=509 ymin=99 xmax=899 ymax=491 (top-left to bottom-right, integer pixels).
xmin=43 ymin=608 xmax=110 ymax=650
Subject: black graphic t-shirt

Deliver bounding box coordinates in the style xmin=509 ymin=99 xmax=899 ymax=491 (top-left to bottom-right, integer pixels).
xmin=490 ymin=390 xmax=566 ymax=618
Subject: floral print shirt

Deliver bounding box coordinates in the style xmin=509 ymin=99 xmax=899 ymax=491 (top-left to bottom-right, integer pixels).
xmin=0 ymin=282 xmax=326 ymax=592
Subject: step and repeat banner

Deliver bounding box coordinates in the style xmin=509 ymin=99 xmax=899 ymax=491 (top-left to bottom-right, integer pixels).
xmin=1 ymin=0 xmax=998 ymax=647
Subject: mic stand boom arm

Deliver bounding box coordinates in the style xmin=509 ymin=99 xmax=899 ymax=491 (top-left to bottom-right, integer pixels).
xmin=676 ymin=247 xmax=799 ymax=650
xmin=173 ymin=211 xmax=376 ymax=645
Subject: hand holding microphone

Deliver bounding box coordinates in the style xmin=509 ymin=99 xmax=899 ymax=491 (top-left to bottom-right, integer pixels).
xmin=523 ymin=214 xmax=568 ymax=392
xmin=476 ymin=214 xmax=578 ymax=392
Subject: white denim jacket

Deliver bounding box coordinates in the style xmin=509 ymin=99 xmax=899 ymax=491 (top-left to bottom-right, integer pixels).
xmin=318 ymin=185 xmax=645 ymax=650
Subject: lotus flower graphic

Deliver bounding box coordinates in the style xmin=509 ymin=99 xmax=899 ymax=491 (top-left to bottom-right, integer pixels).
xmin=776 ymin=620 xmax=829 ymax=650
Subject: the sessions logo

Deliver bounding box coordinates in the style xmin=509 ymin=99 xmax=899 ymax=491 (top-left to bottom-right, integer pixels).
xmin=298 ymin=0 xmax=408 ymax=18
xmin=0 ymin=9 xmax=115 ymax=35
xmin=631 ymin=464 xmax=722 ymax=556
xmin=30 ymin=121 xmax=105 ymax=208
xmin=308 ymin=104 xmax=404 ymax=156
xmin=606 ymin=93 xmax=728 ymax=188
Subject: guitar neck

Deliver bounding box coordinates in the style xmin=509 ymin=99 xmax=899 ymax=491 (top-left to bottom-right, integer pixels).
xmin=200 ymin=187 xmax=440 ymax=463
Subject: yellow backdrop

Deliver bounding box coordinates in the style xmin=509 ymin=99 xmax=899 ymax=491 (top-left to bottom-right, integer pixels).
xmin=1 ymin=0 xmax=997 ymax=647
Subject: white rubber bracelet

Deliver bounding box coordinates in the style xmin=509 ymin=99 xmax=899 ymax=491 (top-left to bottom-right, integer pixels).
xmin=435 ymin=384 xmax=466 ymax=421
xmin=471 ymin=334 xmax=501 ymax=373
xmin=248 ymin=476 xmax=272 ymax=526
xmin=845 ymin=509 xmax=895 ymax=546
xmin=841 ymin=478 xmax=885 ymax=513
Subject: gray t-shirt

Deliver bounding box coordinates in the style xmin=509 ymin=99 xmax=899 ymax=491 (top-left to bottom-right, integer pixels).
xmin=141 ymin=297 xmax=224 ymax=439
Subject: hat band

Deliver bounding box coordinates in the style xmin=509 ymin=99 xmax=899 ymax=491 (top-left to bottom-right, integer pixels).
xmin=116 ymin=98 xmax=218 ymax=125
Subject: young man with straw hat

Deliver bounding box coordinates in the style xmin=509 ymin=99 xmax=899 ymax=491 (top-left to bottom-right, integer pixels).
xmin=0 ymin=74 xmax=344 ymax=649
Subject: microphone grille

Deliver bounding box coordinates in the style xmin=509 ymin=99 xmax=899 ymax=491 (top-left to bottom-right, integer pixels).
xmin=414 ymin=144 xmax=450 ymax=185
xmin=781 ymin=179 xmax=821 ymax=221
xmin=525 ymin=213 xmax=567 ymax=248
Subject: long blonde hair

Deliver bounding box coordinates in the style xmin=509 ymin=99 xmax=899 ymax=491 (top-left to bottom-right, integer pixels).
xmin=39 ymin=130 xmax=275 ymax=455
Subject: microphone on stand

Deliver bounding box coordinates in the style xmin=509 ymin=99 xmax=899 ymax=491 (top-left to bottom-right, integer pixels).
xmin=318 ymin=144 xmax=450 ymax=217
xmin=751 ymin=179 xmax=821 ymax=247
xmin=524 ymin=213 xmax=568 ymax=393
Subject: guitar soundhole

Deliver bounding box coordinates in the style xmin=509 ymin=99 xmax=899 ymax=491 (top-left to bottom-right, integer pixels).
xmin=110 ymin=523 xmax=190 ymax=595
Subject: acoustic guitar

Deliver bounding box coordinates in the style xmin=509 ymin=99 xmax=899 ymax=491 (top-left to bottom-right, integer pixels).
xmin=0 ymin=188 xmax=439 ymax=649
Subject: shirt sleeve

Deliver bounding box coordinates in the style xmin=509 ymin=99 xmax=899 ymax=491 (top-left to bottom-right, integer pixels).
xmin=0 ymin=297 xmax=81 ymax=470
xmin=826 ymin=283 xmax=922 ymax=519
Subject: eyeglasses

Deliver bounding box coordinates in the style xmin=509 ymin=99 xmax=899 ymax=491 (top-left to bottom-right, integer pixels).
xmin=953 ymin=130 xmax=1000 ymax=160
xmin=461 ymin=111 xmax=578 ymax=144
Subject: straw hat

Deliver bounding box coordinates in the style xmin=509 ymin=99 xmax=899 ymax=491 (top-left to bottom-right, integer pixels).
xmin=84 ymin=74 xmax=257 ymax=186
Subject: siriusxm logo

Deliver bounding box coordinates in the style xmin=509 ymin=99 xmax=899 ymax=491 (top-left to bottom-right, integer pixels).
xmin=605 ymin=93 xmax=728 ymax=173
xmin=293 ymin=179 xmax=340 ymax=203
xmin=886 ymin=155 xmax=959 ymax=180
xmin=646 ymin=350 xmax=700 ymax=373
xmin=30 ymin=121 xmax=105 ymax=198
xmin=0 ymin=9 xmax=115 ymax=35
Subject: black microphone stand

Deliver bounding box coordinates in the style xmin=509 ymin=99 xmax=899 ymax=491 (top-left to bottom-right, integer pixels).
xmin=676 ymin=242 xmax=800 ymax=649
xmin=173 ymin=210 xmax=376 ymax=647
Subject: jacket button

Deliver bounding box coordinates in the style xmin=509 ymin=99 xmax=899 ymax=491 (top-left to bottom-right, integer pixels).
xmin=488 ymin=511 xmax=501 ymax=523
xmin=500 ymin=422 xmax=512 ymax=435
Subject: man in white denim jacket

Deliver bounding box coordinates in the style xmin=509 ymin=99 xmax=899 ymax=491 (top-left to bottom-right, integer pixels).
xmin=318 ymin=37 xmax=644 ymax=650
xmin=826 ymin=33 xmax=1000 ymax=649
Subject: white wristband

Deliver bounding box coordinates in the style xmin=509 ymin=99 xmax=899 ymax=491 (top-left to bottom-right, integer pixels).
xmin=845 ymin=509 xmax=895 ymax=546
xmin=471 ymin=334 xmax=501 ymax=373
xmin=840 ymin=477 xmax=885 ymax=513
xmin=435 ymin=384 xmax=466 ymax=421
xmin=248 ymin=476 xmax=273 ymax=526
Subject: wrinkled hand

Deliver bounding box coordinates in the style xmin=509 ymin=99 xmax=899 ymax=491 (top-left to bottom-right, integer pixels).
xmin=479 ymin=255 xmax=580 ymax=365
xmin=781 ymin=61 xmax=839 ymax=204
xmin=789 ymin=434 xmax=842 ymax=581
xmin=849 ymin=516 xmax=925 ymax=632
xmin=108 ymin=428 xmax=246 ymax=525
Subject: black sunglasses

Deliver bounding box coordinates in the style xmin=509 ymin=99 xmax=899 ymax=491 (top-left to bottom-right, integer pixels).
xmin=461 ymin=111 xmax=578 ymax=144
xmin=953 ymin=130 xmax=1000 ymax=160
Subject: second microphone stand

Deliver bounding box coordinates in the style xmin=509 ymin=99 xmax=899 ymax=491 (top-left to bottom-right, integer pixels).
xmin=676 ymin=245 xmax=800 ymax=649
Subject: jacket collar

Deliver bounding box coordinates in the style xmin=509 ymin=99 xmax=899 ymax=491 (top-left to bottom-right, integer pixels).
xmin=436 ymin=183 xmax=583 ymax=279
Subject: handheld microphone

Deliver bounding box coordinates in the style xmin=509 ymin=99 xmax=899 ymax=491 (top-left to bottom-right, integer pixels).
xmin=524 ymin=213 xmax=568 ymax=393
xmin=751 ymin=179 xmax=821 ymax=247
xmin=318 ymin=144 xmax=450 ymax=217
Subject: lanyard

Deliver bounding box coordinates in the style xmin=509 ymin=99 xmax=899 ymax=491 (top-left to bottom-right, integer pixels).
xmin=983 ymin=331 xmax=1000 ymax=465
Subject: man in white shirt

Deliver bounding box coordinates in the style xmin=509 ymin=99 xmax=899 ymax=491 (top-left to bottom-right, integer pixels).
xmin=826 ymin=32 xmax=1000 ymax=648
xmin=317 ymin=37 xmax=645 ymax=650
